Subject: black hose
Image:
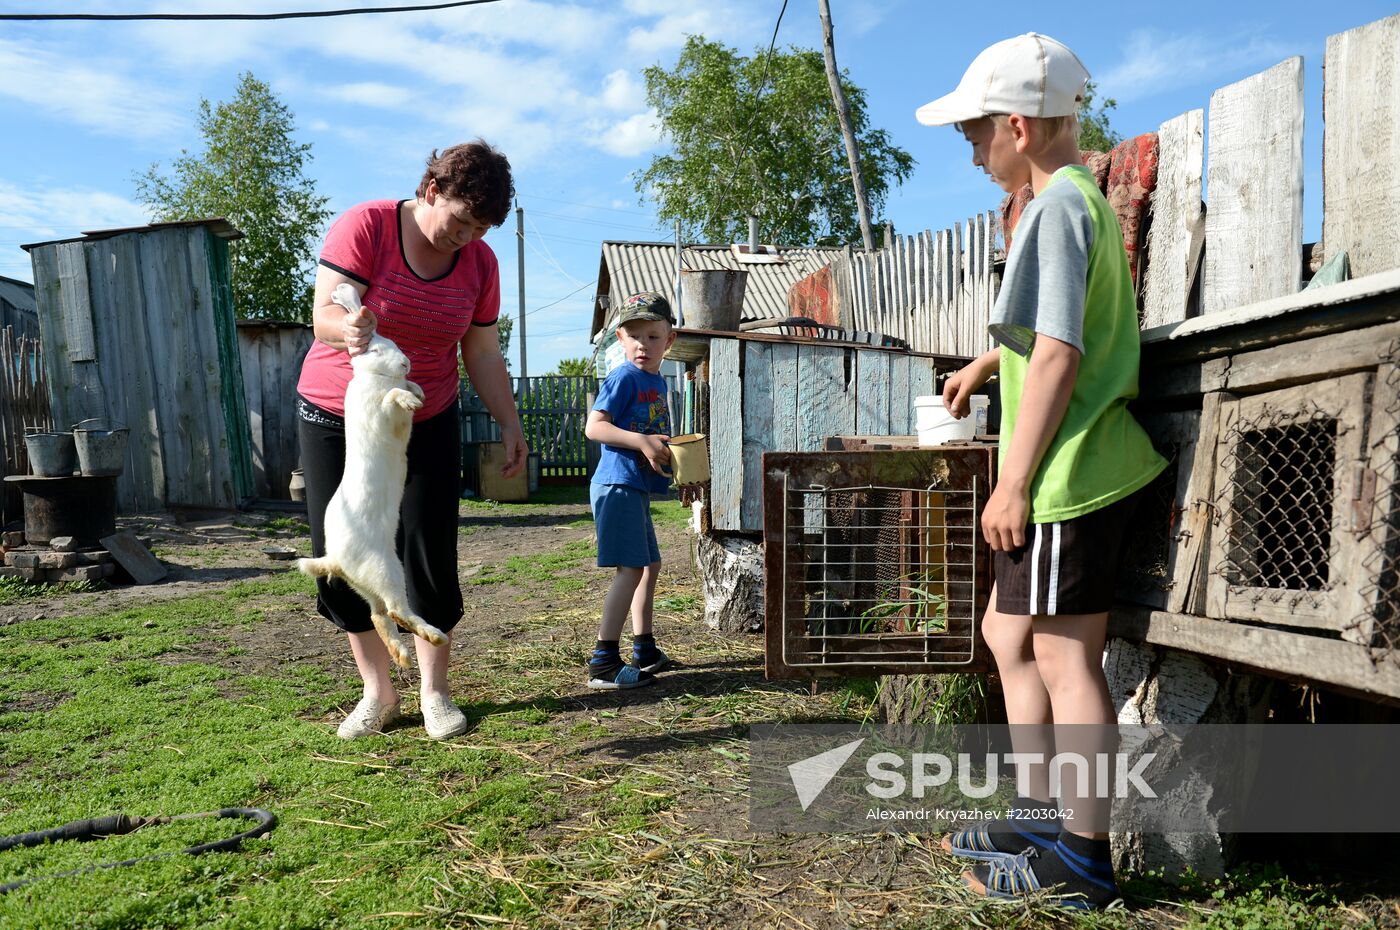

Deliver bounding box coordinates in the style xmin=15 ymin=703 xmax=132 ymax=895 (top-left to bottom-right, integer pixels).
xmin=0 ymin=808 xmax=276 ymax=894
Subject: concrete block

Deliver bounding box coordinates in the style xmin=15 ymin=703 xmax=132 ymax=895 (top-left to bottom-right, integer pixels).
xmin=37 ymin=551 xmax=80 ymax=570
xmin=45 ymin=565 xmax=103 ymax=583
xmin=48 ymin=536 xmax=79 ymax=552
xmin=0 ymin=566 xmax=25 ymax=579
xmin=100 ymin=562 xmax=116 ymax=579
xmin=7 ymin=552 xmax=40 ymax=569
xmin=74 ymin=550 xmax=114 ymax=566
xmin=1 ymin=531 xmax=25 ymax=548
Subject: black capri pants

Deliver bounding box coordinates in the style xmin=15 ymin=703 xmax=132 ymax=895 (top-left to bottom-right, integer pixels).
xmin=297 ymin=396 xmax=463 ymax=635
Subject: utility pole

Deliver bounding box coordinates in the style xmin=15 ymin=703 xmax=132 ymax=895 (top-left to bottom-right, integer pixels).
xmin=818 ymin=0 xmax=875 ymax=252
xmin=515 ymin=202 xmax=527 ymax=382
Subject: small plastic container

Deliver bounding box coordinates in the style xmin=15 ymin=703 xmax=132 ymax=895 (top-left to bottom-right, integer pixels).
xmin=913 ymin=395 xmax=975 ymax=446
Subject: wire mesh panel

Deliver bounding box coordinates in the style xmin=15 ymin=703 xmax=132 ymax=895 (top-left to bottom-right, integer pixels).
xmin=764 ymin=448 xmax=994 ymax=679
xmin=1348 ymin=360 xmax=1400 ymax=659
xmin=1207 ymin=374 xmax=1373 ymax=632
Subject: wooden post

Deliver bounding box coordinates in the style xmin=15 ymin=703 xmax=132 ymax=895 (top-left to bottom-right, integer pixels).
xmin=516 ymin=203 xmax=527 ymax=381
xmin=818 ymin=0 xmax=875 ymax=252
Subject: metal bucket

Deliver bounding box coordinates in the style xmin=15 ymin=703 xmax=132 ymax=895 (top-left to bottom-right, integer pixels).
xmin=72 ymin=419 xmax=129 ymax=477
xmin=24 ymin=429 xmax=77 ymax=477
xmin=679 ymin=268 xmax=746 ymax=331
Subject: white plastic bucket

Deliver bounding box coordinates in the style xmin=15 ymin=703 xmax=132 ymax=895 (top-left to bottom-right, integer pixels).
xmin=914 ymin=394 xmax=975 ymax=446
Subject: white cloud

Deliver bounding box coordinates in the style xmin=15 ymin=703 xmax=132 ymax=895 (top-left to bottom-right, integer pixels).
xmin=1095 ymin=29 xmax=1293 ymax=103
xmin=0 ymin=181 xmax=152 ymax=280
xmin=601 ymin=69 xmax=647 ymax=112
xmin=623 ymin=3 xmax=744 ymax=59
xmin=0 ymin=39 xmax=184 ymax=139
xmin=591 ymin=111 xmax=661 ymax=158
xmin=323 ymin=82 xmax=412 ymax=109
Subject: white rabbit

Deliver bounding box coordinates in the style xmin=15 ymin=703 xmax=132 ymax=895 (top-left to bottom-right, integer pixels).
xmin=298 ymin=283 xmax=447 ymax=667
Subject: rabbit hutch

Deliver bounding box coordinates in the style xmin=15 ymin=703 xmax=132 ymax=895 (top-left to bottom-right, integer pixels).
xmin=672 ymin=10 xmax=1400 ymax=876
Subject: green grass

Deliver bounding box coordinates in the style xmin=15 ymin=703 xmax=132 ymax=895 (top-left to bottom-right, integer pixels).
xmin=468 ymin=540 xmax=595 ymax=593
xmin=0 ymin=575 xmax=565 ymax=930
xmin=650 ymin=498 xmax=692 ymax=530
xmin=0 ymin=575 xmax=104 ymax=606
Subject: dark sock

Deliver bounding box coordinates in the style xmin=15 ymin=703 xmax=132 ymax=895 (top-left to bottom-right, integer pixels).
xmin=632 ymin=633 xmax=661 ymax=665
xmin=983 ymin=795 xmax=1060 ymax=853
xmin=589 ymin=640 xmax=624 ymax=680
xmin=973 ymin=831 xmax=1118 ymax=907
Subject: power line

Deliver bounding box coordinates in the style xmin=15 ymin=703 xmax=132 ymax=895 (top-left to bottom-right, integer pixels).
xmin=0 ymin=0 xmax=504 ymax=21
xmin=517 ymin=193 xmax=649 ymax=217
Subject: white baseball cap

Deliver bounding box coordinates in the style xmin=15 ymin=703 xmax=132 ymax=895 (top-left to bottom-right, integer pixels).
xmin=916 ymin=33 xmax=1090 ymax=126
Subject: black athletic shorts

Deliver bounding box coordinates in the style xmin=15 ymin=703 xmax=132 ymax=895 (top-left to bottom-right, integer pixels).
xmin=993 ymin=485 xmax=1146 ymax=617
xmin=297 ymin=396 xmax=463 ymax=635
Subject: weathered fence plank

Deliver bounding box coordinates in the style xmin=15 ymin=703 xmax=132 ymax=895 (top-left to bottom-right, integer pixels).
xmin=741 ymin=341 xmax=773 ymax=533
xmin=1323 ymin=13 xmax=1400 ymax=279
xmin=1143 ymin=109 xmax=1205 ymax=329
xmin=855 ymin=349 xmax=891 ymax=435
xmin=709 ymin=338 xmax=743 ymax=531
xmin=1203 ymin=57 xmax=1304 ymax=314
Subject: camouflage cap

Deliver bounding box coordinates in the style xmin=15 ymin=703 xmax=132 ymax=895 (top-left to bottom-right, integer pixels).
xmin=616 ymin=291 xmax=675 ymax=326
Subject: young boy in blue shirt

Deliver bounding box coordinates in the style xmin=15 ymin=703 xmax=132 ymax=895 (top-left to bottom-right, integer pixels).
xmin=583 ymin=291 xmax=678 ymax=689
xmin=918 ymin=33 xmax=1166 ymax=909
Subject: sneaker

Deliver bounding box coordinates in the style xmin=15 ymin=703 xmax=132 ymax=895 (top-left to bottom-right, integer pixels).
xmin=587 ymin=664 xmax=655 ymax=690
xmin=421 ymin=692 xmax=469 ymax=740
xmin=337 ymin=695 xmax=400 ymax=739
xmin=634 ymin=647 xmax=672 ymax=675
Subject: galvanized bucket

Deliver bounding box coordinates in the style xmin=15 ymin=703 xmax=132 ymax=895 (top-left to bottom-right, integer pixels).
xmin=24 ymin=428 xmax=77 ymax=477
xmin=678 ymin=268 xmax=746 ymax=331
xmin=72 ymin=419 xmax=130 ymax=477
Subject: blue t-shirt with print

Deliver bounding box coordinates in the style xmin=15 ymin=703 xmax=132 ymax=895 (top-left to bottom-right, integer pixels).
xmin=592 ymin=363 xmax=671 ymax=494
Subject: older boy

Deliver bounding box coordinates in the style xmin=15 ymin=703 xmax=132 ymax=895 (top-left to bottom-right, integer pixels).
xmin=918 ymin=33 xmax=1166 ymax=909
xmin=582 ymin=292 xmax=678 ymax=690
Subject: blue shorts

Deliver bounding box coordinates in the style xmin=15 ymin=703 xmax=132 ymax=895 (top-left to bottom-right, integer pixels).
xmin=591 ymin=482 xmax=660 ymax=568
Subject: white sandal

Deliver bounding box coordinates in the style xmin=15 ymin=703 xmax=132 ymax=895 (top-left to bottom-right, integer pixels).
xmin=337 ymin=696 xmax=400 ymax=739
xmin=421 ymin=692 xmax=468 ymax=740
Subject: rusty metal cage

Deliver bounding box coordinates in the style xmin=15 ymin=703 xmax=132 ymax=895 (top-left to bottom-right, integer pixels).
xmin=763 ymin=448 xmax=995 ymax=679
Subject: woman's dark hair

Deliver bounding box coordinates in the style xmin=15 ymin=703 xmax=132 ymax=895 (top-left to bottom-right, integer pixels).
xmin=417 ymin=140 xmax=514 ymax=227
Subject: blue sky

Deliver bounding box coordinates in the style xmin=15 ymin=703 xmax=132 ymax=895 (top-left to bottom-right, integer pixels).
xmin=0 ymin=0 xmax=1392 ymax=374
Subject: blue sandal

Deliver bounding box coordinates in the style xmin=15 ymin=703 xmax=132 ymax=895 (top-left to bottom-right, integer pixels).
xmin=941 ymin=819 xmax=1056 ymax=861
xmin=964 ymin=847 xmax=1123 ymax=911
xmin=940 ymin=822 xmax=1017 ymax=861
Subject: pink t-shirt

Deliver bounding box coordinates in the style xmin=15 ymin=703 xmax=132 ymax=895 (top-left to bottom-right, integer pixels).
xmin=296 ymin=199 xmax=500 ymax=421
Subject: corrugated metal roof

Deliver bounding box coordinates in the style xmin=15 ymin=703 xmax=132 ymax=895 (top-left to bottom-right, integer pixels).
xmin=0 ymin=276 xmax=35 ymax=313
xmin=593 ymin=241 xmax=842 ymax=335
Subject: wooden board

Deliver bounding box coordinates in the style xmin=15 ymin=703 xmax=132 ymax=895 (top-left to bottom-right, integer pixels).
xmin=855 ymin=349 xmax=891 ymax=435
xmin=708 ymin=337 xmax=743 ymax=531
xmin=796 ymin=346 xmax=854 ymax=453
xmin=1109 ymin=607 xmax=1400 ymax=702
xmin=1202 ymin=57 xmax=1304 ymax=315
xmin=1172 ymin=392 xmax=1225 ymax=615
xmin=740 ymin=342 xmax=773 ymax=533
xmin=888 ymin=353 xmax=911 ymax=435
xmin=1142 ymin=110 xmax=1205 ymax=329
xmin=56 ymin=242 xmax=96 ymax=362
xmin=1323 ymin=13 xmax=1400 ymax=279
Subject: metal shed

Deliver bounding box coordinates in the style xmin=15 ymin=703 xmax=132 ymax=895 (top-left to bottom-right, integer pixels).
xmin=0 ymin=276 xmax=39 ymax=341
xmin=590 ymin=241 xmax=843 ymax=337
xmin=22 ymin=219 xmax=255 ymax=512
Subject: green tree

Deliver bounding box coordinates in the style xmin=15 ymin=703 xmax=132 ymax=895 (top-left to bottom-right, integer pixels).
xmin=135 ymin=72 xmax=331 ymax=322
xmin=555 ymin=357 xmax=591 ymax=377
xmin=637 ymin=37 xmax=914 ymax=247
xmin=1078 ymin=81 xmax=1122 ymax=154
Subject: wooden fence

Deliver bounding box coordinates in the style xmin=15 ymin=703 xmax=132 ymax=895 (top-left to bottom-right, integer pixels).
xmin=237 ymin=321 xmax=314 ymax=500
xmin=826 ymin=216 xmax=999 ymax=357
xmin=0 ymin=326 xmax=52 ymax=523
xmin=461 ymin=375 xmax=597 ymax=481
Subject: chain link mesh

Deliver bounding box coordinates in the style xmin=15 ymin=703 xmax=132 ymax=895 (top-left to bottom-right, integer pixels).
xmin=1346 ymin=349 xmax=1400 ymax=662
xmin=1212 ymin=401 xmax=1341 ymax=607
